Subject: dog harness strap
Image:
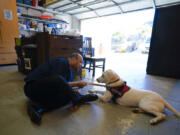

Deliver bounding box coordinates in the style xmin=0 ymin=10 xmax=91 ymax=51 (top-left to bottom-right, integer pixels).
xmin=108 ymin=82 xmax=130 ymax=103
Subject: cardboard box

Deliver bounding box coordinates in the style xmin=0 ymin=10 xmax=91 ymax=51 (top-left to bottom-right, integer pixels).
xmin=44 ymin=0 xmax=60 ymax=6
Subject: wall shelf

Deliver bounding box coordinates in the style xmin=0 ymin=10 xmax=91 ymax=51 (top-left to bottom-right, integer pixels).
xmin=17 ymin=3 xmax=68 ymax=37
xmin=17 ymin=2 xmax=65 ymax=15
xmin=18 ymin=15 xmax=68 ymax=24
xmin=17 ymin=2 xmax=68 ymax=24
xmin=19 ymin=29 xmax=38 ymax=32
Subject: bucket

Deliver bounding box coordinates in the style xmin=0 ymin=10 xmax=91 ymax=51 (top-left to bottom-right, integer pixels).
xmin=82 ymin=69 xmax=86 ymax=77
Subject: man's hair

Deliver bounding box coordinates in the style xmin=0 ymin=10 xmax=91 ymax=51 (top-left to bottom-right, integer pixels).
xmin=69 ymin=53 xmax=80 ymax=59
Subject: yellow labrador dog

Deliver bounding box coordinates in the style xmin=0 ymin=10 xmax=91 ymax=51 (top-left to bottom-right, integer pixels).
xmin=91 ymin=69 xmax=180 ymax=124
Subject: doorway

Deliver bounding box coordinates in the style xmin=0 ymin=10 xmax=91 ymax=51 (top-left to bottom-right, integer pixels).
xmin=81 ymin=9 xmax=155 ymax=78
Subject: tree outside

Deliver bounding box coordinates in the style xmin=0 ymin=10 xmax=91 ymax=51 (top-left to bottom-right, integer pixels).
xmin=111 ymin=21 xmax=153 ymax=53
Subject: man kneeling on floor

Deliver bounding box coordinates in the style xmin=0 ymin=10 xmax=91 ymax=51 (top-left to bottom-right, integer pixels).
xmin=24 ymin=53 xmax=98 ymax=125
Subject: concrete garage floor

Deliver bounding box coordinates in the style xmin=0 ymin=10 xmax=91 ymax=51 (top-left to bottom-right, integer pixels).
xmin=0 ymin=52 xmax=180 ymax=135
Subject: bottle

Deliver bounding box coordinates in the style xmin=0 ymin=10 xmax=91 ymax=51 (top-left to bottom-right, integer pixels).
xmin=99 ymin=43 xmax=103 ymax=56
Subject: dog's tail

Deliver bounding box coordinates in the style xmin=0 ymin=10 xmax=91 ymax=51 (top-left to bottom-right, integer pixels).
xmin=164 ymin=100 xmax=180 ymax=117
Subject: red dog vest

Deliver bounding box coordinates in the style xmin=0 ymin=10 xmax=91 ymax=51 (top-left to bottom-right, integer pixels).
xmin=107 ymin=83 xmax=130 ymax=103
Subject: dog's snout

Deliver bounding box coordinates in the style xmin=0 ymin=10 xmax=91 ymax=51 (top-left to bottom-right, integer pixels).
xmin=96 ymin=78 xmax=100 ymax=82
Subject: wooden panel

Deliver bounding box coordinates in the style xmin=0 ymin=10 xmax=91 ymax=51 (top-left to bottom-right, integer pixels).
xmin=0 ymin=52 xmax=17 ymax=64
xmin=0 ymin=45 xmax=16 ymax=53
xmin=0 ymin=0 xmax=19 ymax=64
xmin=36 ymin=32 xmax=49 ymax=65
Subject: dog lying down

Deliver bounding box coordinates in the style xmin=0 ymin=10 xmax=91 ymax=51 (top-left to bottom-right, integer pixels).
xmin=89 ymin=69 xmax=180 ymax=124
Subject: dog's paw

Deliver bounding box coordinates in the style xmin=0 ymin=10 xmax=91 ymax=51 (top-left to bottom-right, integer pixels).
xmin=132 ymin=108 xmax=145 ymax=113
xmin=97 ymin=96 xmax=105 ymax=103
xmin=98 ymin=98 xmax=104 ymax=103
xmin=150 ymin=119 xmax=158 ymax=125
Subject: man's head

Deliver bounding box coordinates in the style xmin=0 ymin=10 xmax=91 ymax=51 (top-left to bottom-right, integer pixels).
xmin=68 ymin=53 xmax=83 ymax=71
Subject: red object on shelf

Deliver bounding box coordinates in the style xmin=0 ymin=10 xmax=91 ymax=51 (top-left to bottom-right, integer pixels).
xmin=40 ymin=16 xmax=53 ymax=19
xmin=32 ymin=0 xmax=36 ymax=6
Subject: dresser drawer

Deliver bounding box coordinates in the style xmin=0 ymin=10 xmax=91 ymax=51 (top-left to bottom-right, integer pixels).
xmin=48 ymin=35 xmax=82 ymax=49
xmin=49 ymin=48 xmax=81 ymax=59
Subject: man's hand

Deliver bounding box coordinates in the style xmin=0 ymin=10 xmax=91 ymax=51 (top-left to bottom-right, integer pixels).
xmin=69 ymin=105 xmax=79 ymax=112
xmin=77 ymin=81 xmax=87 ymax=88
xmin=69 ymin=81 xmax=87 ymax=88
xmin=74 ymin=88 xmax=80 ymax=94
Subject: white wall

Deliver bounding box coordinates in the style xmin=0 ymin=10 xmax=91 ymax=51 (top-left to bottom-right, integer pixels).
xmin=71 ymin=16 xmax=80 ymax=31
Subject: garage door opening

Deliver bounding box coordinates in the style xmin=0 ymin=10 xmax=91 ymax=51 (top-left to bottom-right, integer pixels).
xmin=81 ymin=9 xmax=155 ymax=77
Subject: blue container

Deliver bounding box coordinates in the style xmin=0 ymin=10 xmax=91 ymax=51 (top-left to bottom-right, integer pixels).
xmin=47 ymin=24 xmax=56 ymax=27
xmin=16 ymin=0 xmax=23 ymax=3
xmin=23 ymin=0 xmax=32 ymax=6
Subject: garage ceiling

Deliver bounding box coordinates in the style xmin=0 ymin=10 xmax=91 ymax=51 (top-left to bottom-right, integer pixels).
xmin=45 ymin=0 xmax=180 ymax=20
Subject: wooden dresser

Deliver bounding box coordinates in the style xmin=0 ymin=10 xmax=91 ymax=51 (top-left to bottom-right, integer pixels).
xmin=36 ymin=32 xmax=82 ymax=65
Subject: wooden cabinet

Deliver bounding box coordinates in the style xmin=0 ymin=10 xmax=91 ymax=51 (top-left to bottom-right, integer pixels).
xmin=0 ymin=0 xmax=19 ymax=64
xmin=16 ymin=32 xmax=83 ymax=75
xmin=36 ymin=32 xmax=82 ymax=65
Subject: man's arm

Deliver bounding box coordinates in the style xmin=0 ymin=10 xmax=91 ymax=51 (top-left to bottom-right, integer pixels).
xmin=69 ymin=82 xmax=80 ymax=87
xmin=69 ymin=81 xmax=87 ymax=88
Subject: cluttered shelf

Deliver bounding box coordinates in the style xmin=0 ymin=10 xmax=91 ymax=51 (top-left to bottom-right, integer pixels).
xmin=17 ymin=2 xmax=69 ymax=37
xmin=18 ymin=14 xmax=68 ymax=24
xmin=18 ymin=15 xmax=68 ymax=36
xmin=20 ymin=29 xmax=38 ymax=32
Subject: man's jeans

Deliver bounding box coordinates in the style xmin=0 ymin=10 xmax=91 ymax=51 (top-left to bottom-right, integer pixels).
xmin=24 ymin=75 xmax=80 ymax=109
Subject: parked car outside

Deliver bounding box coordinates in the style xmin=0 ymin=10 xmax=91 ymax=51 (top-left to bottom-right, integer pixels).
xmin=141 ymin=37 xmax=150 ymax=54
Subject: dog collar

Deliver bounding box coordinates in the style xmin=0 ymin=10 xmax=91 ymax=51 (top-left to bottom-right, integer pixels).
xmin=107 ymin=78 xmax=120 ymax=85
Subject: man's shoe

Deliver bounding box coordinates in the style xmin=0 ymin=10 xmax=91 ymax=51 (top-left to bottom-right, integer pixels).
xmin=27 ymin=103 xmax=42 ymax=125
xmin=78 ymin=94 xmax=98 ymax=104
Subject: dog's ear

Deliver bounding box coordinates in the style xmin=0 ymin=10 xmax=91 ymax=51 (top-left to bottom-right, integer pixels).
xmin=105 ymin=69 xmax=113 ymax=73
xmin=106 ymin=70 xmax=120 ymax=82
xmin=106 ymin=70 xmax=124 ymax=87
